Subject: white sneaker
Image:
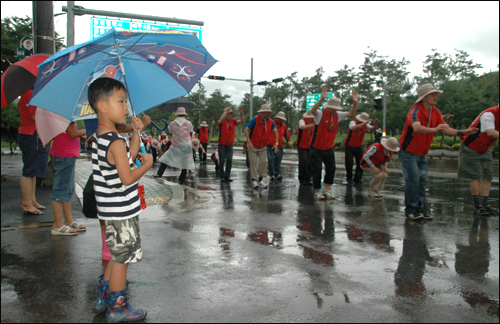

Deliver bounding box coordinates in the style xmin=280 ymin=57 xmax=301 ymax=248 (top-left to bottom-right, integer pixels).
xmin=258 ymin=180 xmax=268 ymax=189
xmin=252 ymin=180 xmax=259 ymax=189
xmin=323 ymin=191 xmax=336 ymax=200
xmin=314 ymin=192 xmax=325 ymax=200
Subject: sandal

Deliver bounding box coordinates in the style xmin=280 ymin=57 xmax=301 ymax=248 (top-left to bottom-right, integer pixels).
xmin=67 ymin=221 xmax=86 ymax=232
xmin=33 ymin=204 xmax=47 ymax=210
xmin=23 ymin=208 xmax=43 ymax=215
xmin=51 ymin=225 xmax=77 ymax=236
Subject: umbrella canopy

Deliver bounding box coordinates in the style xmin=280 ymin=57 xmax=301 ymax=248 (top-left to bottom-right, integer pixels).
xmin=29 ymin=28 xmax=217 ymax=144
xmin=157 ymin=97 xmax=197 ymax=111
xmin=1 ymin=54 xmax=50 ymax=108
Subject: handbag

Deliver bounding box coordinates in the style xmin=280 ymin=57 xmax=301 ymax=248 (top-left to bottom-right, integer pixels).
xmin=82 ymin=174 xmax=98 ymax=218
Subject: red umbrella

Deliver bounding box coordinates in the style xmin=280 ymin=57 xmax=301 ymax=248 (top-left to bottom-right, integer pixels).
xmin=1 ymin=53 xmax=50 ymax=108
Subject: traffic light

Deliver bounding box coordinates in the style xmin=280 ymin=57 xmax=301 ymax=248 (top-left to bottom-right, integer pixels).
xmin=374 ymin=98 xmax=383 ymax=111
xmin=208 ymin=75 xmax=225 ymax=80
xmin=256 ymin=81 xmax=270 ymax=86
xmin=272 ymin=78 xmax=284 ymax=83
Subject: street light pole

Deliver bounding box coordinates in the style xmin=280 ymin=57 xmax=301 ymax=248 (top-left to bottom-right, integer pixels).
xmin=250 ymin=58 xmax=254 ymax=118
xmin=383 ymin=81 xmax=387 ymax=137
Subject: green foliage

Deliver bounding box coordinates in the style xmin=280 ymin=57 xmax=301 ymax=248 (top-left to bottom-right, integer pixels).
xmin=1 ymin=103 xmax=20 ymax=153
xmin=2 ymin=16 xmax=65 ymax=74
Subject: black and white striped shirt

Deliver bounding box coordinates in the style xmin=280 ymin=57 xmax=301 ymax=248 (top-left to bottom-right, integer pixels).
xmin=92 ymin=132 xmax=141 ymax=220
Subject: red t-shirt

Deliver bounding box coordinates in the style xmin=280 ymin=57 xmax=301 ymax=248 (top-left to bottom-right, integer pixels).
xmin=18 ymin=89 xmax=37 ymax=135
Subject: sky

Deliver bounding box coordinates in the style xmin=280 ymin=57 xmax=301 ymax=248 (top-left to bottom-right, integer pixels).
xmin=2 ymin=1 xmax=499 ymax=108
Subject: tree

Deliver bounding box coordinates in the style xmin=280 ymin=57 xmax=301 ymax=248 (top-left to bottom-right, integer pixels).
xmin=1 ymin=103 xmax=20 ymax=153
xmin=2 ymin=16 xmax=65 ymax=74
xmin=449 ymin=49 xmax=483 ymax=81
xmin=239 ymin=93 xmax=266 ymax=128
xmin=415 ymin=49 xmax=451 ymax=87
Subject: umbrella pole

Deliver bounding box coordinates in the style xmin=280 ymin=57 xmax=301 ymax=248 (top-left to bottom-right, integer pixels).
xmin=115 ymin=43 xmax=147 ymax=167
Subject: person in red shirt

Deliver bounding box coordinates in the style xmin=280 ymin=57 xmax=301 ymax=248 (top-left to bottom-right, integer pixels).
xmin=310 ymin=87 xmax=359 ymax=200
xmin=458 ymin=106 xmax=499 ymax=216
xmin=399 ymin=83 xmax=477 ymax=220
xmin=196 ymin=121 xmax=210 ymax=164
xmin=17 ymin=89 xmax=51 ymax=215
xmin=344 ymin=112 xmax=379 ymax=184
xmin=217 ymin=106 xmax=244 ymax=182
xmin=296 ymin=111 xmax=315 ymax=185
xmin=267 ymin=111 xmax=293 ymax=181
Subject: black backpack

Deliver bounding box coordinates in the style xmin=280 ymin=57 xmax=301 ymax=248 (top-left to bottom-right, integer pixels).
xmin=82 ymin=174 xmax=98 ymax=218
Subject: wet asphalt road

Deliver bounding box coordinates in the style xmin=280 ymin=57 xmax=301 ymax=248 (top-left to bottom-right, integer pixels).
xmin=1 ymin=153 xmax=499 ymax=323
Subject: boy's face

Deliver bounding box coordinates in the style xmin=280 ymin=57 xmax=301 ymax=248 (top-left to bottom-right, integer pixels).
xmin=99 ymin=88 xmax=129 ymax=124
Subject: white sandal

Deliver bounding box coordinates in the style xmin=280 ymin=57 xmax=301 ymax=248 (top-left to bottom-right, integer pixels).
xmin=51 ymin=225 xmax=77 ymax=236
xmin=67 ymin=221 xmax=86 ymax=232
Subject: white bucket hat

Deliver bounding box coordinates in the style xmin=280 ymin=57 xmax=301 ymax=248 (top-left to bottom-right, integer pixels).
xmin=356 ymin=112 xmax=370 ymax=123
xmin=303 ymin=111 xmax=314 ymax=118
xmin=275 ymin=111 xmax=286 ymax=121
xmin=174 ymin=107 xmax=187 ymax=116
xmin=200 ymin=121 xmax=208 ymax=127
xmin=151 ymin=139 xmax=160 ymax=149
xmin=191 ymin=138 xmax=200 ymax=150
xmin=376 ymin=128 xmax=382 ymax=134
xmin=323 ymin=97 xmax=343 ymax=110
xmin=381 ymin=137 xmax=400 ymax=152
xmin=415 ymin=83 xmax=443 ymax=103
xmin=257 ymin=104 xmax=273 ymax=113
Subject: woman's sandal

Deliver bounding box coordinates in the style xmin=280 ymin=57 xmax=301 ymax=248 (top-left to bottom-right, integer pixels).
xmin=33 ymin=204 xmax=47 ymax=210
xmin=67 ymin=221 xmax=86 ymax=232
xmin=23 ymin=208 xmax=43 ymax=215
xmin=51 ymin=225 xmax=77 ymax=236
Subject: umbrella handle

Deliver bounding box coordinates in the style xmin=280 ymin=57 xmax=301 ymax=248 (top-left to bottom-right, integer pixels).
xmin=151 ymin=119 xmax=169 ymax=131
xmin=135 ymin=134 xmax=147 ymax=167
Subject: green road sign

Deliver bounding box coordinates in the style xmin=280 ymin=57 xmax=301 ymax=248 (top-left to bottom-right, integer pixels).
xmin=306 ymin=92 xmax=332 ymax=111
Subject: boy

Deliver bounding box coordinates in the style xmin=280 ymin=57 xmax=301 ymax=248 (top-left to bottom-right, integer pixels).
xmin=89 ymin=77 xmax=152 ymax=322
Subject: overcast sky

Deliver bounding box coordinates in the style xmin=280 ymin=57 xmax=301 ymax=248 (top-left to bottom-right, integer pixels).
xmin=2 ymin=1 xmax=499 ymax=107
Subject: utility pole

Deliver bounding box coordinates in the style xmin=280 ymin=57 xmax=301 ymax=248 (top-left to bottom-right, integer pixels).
xmin=33 ymin=1 xmax=55 ymax=54
xmin=66 ymin=1 xmax=75 ymax=47
xmin=250 ymin=58 xmax=254 ymax=118
xmin=382 ymin=81 xmax=387 ymax=137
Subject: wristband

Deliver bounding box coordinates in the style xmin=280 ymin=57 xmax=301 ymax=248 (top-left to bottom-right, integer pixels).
xmin=457 ymin=130 xmax=464 ymax=137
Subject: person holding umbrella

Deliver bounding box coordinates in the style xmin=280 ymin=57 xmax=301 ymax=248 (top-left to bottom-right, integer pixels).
xmin=196 ymin=121 xmax=210 ymax=164
xmin=157 ymin=107 xmax=194 ymax=184
xmin=218 ymin=107 xmax=245 ymax=182
xmin=88 ymin=78 xmax=151 ymax=322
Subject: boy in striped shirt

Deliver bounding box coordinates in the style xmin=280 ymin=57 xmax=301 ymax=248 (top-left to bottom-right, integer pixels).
xmin=89 ymin=78 xmax=152 ymax=322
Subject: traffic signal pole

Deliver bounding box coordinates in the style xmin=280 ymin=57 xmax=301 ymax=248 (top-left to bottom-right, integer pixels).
xmin=383 ymin=81 xmax=387 ymax=137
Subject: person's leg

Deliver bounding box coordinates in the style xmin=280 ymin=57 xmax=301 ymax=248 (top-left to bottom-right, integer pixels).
xmin=179 ymin=169 xmax=187 ymax=184
xmin=416 ymin=154 xmax=428 ymax=213
xmin=353 ymin=146 xmax=364 ymax=183
xmin=21 ymin=176 xmax=37 ymax=211
xmin=225 ymin=144 xmax=233 ymax=180
xmin=151 ymin=148 xmax=157 ymax=164
xmin=345 ymin=145 xmax=354 ymax=182
xmin=298 ymin=147 xmax=306 ymax=183
xmin=156 ymin=162 xmax=167 ymax=177
xmin=218 ymin=145 xmax=227 ymax=180
xmin=267 ymin=145 xmax=276 ymax=178
xmin=248 ymin=149 xmax=259 ymax=181
xmin=258 ymin=148 xmax=268 ymax=180
xmin=275 ymin=147 xmax=284 ymax=178
xmin=398 ymin=150 xmax=421 ymax=215
xmin=199 ymin=146 xmax=203 ymax=163
xmin=18 ymin=133 xmax=38 ymax=212
xmin=310 ymin=148 xmax=323 ymax=192
xmin=322 ymin=148 xmax=336 ymax=193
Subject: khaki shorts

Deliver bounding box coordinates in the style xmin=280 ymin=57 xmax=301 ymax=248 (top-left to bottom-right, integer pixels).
xmin=458 ymin=143 xmax=493 ymax=181
xmin=105 ymin=216 xmax=142 ymax=264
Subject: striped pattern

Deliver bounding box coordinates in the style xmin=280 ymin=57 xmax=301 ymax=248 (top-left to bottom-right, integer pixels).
xmin=92 ymin=132 xmax=141 ymax=220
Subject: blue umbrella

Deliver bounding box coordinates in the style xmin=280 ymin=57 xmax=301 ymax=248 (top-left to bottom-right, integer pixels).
xmin=30 ymin=28 xmax=217 ymax=162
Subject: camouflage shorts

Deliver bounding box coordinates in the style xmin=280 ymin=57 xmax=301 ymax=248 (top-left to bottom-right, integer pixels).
xmin=105 ymin=216 xmax=142 ymax=264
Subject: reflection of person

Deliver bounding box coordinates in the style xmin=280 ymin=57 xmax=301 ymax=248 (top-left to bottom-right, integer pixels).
xmin=196 ymin=121 xmax=210 ymax=164
xmin=458 ymin=105 xmax=499 ymax=216
xmin=395 ymin=220 xmax=427 ymax=297
xmin=361 ymin=137 xmax=400 ymax=198
xmin=344 ymin=112 xmax=379 ymax=184
xmin=399 ymin=83 xmax=478 ymax=220
xmin=297 ymin=111 xmax=315 ymax=186
xmin=455 ymin=216 xmax=498 ymax=315
xmin=310 ymin=87 xmax=359 ymax=200
xmin=50 ymin=122 xmax=87 ymax=235
xmin=89 ymin=78 xmax=151 ymax=322
xmin=18 ymin=89 xmax=50 ymax=215
xmin=245 ymin=104 xmax=279 ymax=189
xmin=157 ymin=107 xmax=194 ymax=184
xmin=267 ymin=111 xmax=293 ymax=181
xmin=218 ymin=107 xmax=245 ymax=182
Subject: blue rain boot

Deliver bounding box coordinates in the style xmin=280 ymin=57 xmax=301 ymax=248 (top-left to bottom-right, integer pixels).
xmin=106 ymin=285 xmax=147 ymax=323
xmin=92 ymin=274 xmax=109 ymax=313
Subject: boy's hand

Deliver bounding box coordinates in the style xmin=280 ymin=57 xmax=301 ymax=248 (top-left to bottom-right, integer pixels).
xmin=137 ymin=152 xmax=153 ymax=168
xmin=141 ymin=115 xmax=151 ymax=127
xmin=132 ymin=117 xmax=144 ymax=132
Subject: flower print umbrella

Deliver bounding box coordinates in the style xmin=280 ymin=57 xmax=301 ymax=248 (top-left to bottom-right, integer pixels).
xmin=30 ymin=28 xmax=217 ymax=152
xmin=1 ymin=53 xmax=50 ymax=108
